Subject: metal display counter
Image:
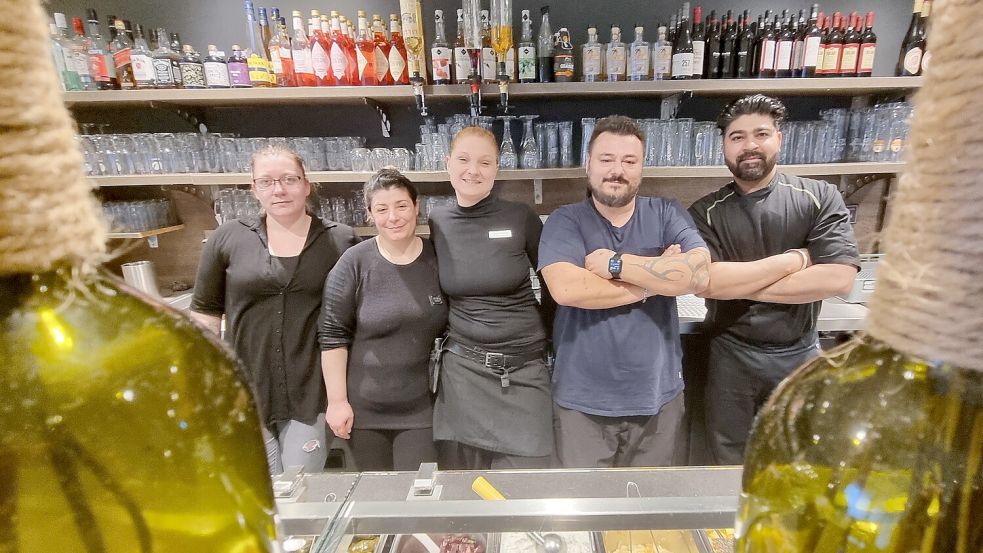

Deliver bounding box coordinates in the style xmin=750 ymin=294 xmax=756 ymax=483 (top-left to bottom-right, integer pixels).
xmin=276 ymin=466 xmax=741 ymax=553
xmin=677 ymin=294 xmax=868 ymax=334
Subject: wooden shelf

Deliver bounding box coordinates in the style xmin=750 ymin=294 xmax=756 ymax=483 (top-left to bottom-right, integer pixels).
xmin=352 ymin=225 xmax=430 ymax=237
xmin=64 ymin=77 xmax=922 ymax=107
xmin=106 ymin=224 xmax=184 ymax=239
xmin=89 ymin=163 xmax=905 ymax=187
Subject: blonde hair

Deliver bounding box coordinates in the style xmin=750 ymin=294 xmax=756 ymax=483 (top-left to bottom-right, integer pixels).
xmin=250 ymin=145 xmax=307 ymax=178
xmin=450 ymin=126 xmax=499 ymax=156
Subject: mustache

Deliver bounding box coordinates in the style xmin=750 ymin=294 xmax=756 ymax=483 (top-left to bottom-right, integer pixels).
xmin=738 ymin=152 xmax=765 ymax=163
xmin=603 ymin=177 xmax=630 ymax=185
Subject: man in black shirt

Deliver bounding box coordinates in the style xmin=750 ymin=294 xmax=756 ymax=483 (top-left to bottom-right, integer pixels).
xmin=688 ymin=95 xmax=860 ymax=464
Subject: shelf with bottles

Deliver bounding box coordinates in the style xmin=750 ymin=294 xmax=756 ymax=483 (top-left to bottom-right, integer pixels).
xmin=88 ymin=162 xmax=905 ymax=188
xmin=62 ymin=76 xmax=922 ymax=107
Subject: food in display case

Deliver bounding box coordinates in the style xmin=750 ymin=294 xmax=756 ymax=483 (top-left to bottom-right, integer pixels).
xmin=390 ymin=533 xmax=487 ymax=553
xmin=349 ymin=535 xmax=382 ymax=553
xmin=500 ymin=532 xmax=595 ymax=553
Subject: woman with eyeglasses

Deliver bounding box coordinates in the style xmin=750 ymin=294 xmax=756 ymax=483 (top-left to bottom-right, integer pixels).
xmin=318 ymin=169 xmax=448 ymax=471
xmin=190 ymin=145 xmax=358 ymax=475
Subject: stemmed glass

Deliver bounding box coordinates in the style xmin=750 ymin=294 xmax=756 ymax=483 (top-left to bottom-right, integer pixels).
xmin=519 ymin=115 xmax=540 ymax=169
xmin=498 ymin=116 xmax=518 ymax=169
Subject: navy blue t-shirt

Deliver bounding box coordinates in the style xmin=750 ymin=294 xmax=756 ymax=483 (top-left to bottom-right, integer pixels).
xmin=538 ymin=197 xmax=707 ymax=417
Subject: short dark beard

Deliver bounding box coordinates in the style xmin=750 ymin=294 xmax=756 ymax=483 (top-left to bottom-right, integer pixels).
xmin=726 ymin=151 xmax=778 ymax=182
xmin=589 ymin=178 xmax=638 ymax=208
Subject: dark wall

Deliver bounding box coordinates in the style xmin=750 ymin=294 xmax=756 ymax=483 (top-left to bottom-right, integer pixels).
xmin=49 ymin=0 xmax=912 ymax=77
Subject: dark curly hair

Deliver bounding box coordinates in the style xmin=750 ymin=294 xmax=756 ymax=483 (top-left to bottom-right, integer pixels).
xmin=363 ymin=168 xmax=418 ymax=207
xmin=716 ymin=94 xmax=788 ymax=133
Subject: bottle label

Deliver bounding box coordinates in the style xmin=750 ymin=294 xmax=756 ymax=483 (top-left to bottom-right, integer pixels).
xmin=329 ymin=43 xmax=347 ymax=79
xmin=280 ymin=45 xmax=293 ymax=60
xmin=431 ymin=46 xmax=451 ymax=80
xmin=356 ymin=48 xmax=369 ymax=79
xmin=791 ymin=40 xmax=804 ymax=71
xmin=653 ymin=45 xmax=672 ymax=76
xmin=454 ymin=46 xmax=471 ymax=80
xmin=170 ymin=59 xmax=183 ymax=85
xmin=229 ymin=61 xmax=252 ymax=86
xmin=132 ymin=54 xmax=155 ymax=82
xmin=389 ymin=47 xmax=407 ymax=81
xmin=518 ymin=46 xmax=536 ymax=80
xmin=803 ymin=36 xmax=821 ymax=68
xmin=204 ymin=61 xmax=231 ymax=86
xmin=776 ymin=41 xmax=793 ymax=71
xmin=375 ymin=46 xmax=390 ymax=81
xmin=607 ymin=46 xmax=626 ymax=77
xmin=903 ymin=47 xmax=922 ymax=75
xmin=582 ymin=44 xmax=602 ymax=77
xmin=630 ymin=45 xmax=650 ymax=78
xmin=554 ymin=53 xmax=574 ymax=78
xmin=859 ymin=44 xmax=876 ymax=72
xmin=312 ymin=42 xmax=330 ymax=78
xmin=88 ymin=51 xmax=110 ymax=81
xmin=692 ymin=40 xmax=705 ymax=75
xmin=180 ymin=62 xmax=206 ymax=88
xmin=112 ymin=47 xmax=132 ymax=68
xmin=481 ymin=47 xmax=495 ymax=79
xmin=247 ymin=54 xmax=270 ymax=84
xmin=270 ymin=47 xmax=284 ymax=74
xmin=760 ymin=40 xmax=776 ymax=70
xmin=72 ymin=50 xmax=91 ymax=77
xmin=671 ymin=52 xmax=693 ymax=77
xmin=822 ymin=44 xmax=842 ymax=72
xmin=293 ymin=47 xmax=313 ymax=74
xmin=505 ymin=48 xmax=515 ymax=80
xmin=839 ymin=45 xmax=859 ymax=73
xmin=153 ymin=57 xmax=174 ymax=84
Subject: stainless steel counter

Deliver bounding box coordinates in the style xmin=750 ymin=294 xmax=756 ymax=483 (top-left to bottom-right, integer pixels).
xmin=677 ymin=294 xmax=867 ymax=334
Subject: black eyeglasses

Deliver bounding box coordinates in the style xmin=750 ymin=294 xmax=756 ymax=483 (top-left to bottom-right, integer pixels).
xmin=252 ymin=175 xmax=305 ymax=191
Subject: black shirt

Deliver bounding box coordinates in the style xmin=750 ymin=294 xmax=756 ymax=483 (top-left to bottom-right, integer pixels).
xmin=428 ymin=194 xmax=554 ymax=353
xmin=191 ymin=215 xmax=358 ymax=428
xmin=317 ymin=239 xmax=448 ymax=430
xmin=688 ymin=173 xmax=860 ymax=346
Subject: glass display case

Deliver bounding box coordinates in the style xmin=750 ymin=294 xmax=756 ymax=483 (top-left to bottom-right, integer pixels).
xmin=275 ymin=466 xmax=741 ymax=553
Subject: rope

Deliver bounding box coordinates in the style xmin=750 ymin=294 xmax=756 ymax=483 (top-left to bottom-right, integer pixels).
xmin=0 ymin=0 xmax=106 ymax=276
xmin=866 ymin=0 xmax=983 ymax=372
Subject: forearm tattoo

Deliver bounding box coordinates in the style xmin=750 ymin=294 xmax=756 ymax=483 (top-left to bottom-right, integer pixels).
xmin=627 ymin=250 xmax=710 ymax=290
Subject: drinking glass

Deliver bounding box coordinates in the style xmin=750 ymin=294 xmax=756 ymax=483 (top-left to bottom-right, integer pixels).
xmin=559 ymin=121 xmax=574 ymax=167
xmin=391 ymin=148 xmax=412 ymax=171
xmin=498 ymin=116 xmax=518 ymax=169
xmin=351 ymin=148 xmax=372 ymax=172
xmin=580 ymin=117 xmax=596 ymax=166
xmin=692 ymin=122 xmax=716 ymax=167
xmin=519 ymin=115 xmax=540 ymax=169
xmin=671 ymin=118 xmax=694 ymax=166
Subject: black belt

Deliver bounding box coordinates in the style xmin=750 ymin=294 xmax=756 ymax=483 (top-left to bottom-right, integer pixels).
xmin=444 ymin=338 xmax=543 ymax=388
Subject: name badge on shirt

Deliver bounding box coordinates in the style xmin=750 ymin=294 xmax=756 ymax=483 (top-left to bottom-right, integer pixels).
xmin=429 ymin=295 xmax=444 ymax=306
xmin=488 ymin=229 xmax=513 ymax=239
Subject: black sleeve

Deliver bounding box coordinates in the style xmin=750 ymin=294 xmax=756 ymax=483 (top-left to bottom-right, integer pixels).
xmin=807 ymin=184 xmax=861 ymax=269
xmin=688 ymin=199 xmax=724 ymax=261
xmin=317 ymin=248 xmax=359 ymax=351
xmin=523 ymin=206 xmax=556 ymax=341
xmin=190 ymin=225 xmax=229 ymax=316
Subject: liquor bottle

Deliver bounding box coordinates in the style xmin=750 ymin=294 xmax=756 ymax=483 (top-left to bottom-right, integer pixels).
xmin=820 ymin=12 xmax=844 ymax=77
xmin=324 ymin=12 xmax=347 ymax=86
xmin=790 ymin=11 xmax=805 ymax=77
xmin=839 ymin=12 xmax=861 ymax=77
xmin=628 ymin=25 xmax=650 ymax=81
xmin=581 ymin=25 xmax=603 ymax=82
xmin=672 ymin=2 xmax=694 ymax=80
xmin=775 ymin=12 xmax=794 ymax=78
xmin=110 ymin=19 xmax=136 ymax=89
xmin=372 ymin=15 xmax=393 ymax=85
xmin=353 ymin=11 xmax=377 ymax=86
xmin=227 ymin=45 xmax=251 ymax=87
xmin=857 ymin=12 xmax=876 ymax=77
xmin=166 ymin=33 xmax=184 ymax=87
xmin=517 ymin=10 xmax=536 ymax=83
xmin=799 ymin=6 xmax=822 ymax=77
xmin=106 ymin=14 xmax=117 ymax=41
xmin=290 ymin=11 xmax=315 ymax=86
xmin=51 ymin=14 xmax=81 ymax=91
xmin=735 ymin=12 xmax=754 ymax=78
xmin=537 ymin=6 xmax=553 ymax=82
xmin=430 ymin=10 xmax=452 ymax=84
xmin=917 ymin=0 xmax=932 ymax=74
xmin=399 ymin=0 xmax=427 ymax=88
xmin=123 ymin=19 xmax=134 ymax=43
xmin=896 ymin=0 xmax=923 ymax=76
xmin=691 ymin=6 xmax=705 ymax=79
xmin=750 ymin=12 xmax=766 ymax=75
xmin=48 ymin=23 xmax=70 ymax=91
xmin=720 ymin=13 xmax=737 ymax=78
xmin=668 ymin=14 xmax=677 ymax=47
xmin=342 ymin=15 xmax=360 ymax=86
xmin=389 ymin=13 xmax=409 ymax=85
xmin=756 ymin=15 xmax=777 ymax=77
xmin=268 ymin=15 xmax=293 ymax=86
xmin=128 ymin=24 xmax=155 ymax=88
xmin=479 ymin=10 xmax=495 ymax=83
xmin=552 ymin=27 xmax=575 ymax=82
xmin=150 ymin=27 xmax=177 ymax=88
xmin=63 ymin=15 xmax=95 ymax=90
xmin=705 ymin=11 xmax=722 ymax=79
xmin=179 ymin=44 xmax=206 ymax=89
xmin=605 ymin=25 xmax=627 ymax=81
xmin=453 ymin=9 xmax=469 ymax=83
xmin=307 ymin=10 xmax=331 ymax=86
xmin=652 ymin=25 xmax=672 ymax=80
xmin=203 ymin=45 xmax=231 ymax=88
xmin=84 ymin=9 xmax=116 ymax=89
xmin=240 ymin=1 xmax=272 ymax=87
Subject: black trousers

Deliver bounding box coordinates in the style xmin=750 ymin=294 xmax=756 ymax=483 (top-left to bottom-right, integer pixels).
xmin=704 ymin=334 xmax=819 ymax=465
xmin=437 ymin=440 xmax=552 ymax=470
xmin=348 ymin=427 xmax=438 ymax=472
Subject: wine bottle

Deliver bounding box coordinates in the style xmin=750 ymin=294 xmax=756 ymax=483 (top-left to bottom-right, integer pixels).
xmin=756 ymin=14 xmax=777 ymax=78
xmin=857 ymin=11 xmax=877 ymax=77
xmin=735 ymin=11 xmax=754 ymax=78
xmin=691 ymin=5 xmax=705 ymax=79
xmin=671 ymin=2 xmax=694 ymax=80
xmin=719 ymin=13 xmax=737 ymax=79
xmin=705 ymin=11 xmax=722 ymax=79
xmin=896 ymin=0 xmax=924 ymax=76
xmin=820 ymin=11 xmax=844 ymax=77
xmin=839 ymin=12 xmax=861 ymax=77
xmin=799 ymin=4 xmax=822 ymax=77
xmin=774 ymin=12 xmax=794 ymax=77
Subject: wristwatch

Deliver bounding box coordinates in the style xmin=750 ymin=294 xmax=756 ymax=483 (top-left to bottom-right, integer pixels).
xmin=608 ymin=252 xmax=624 ymax=279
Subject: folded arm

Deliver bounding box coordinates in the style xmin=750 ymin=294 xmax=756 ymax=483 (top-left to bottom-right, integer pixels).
xmin=600 ymin=247 xmax=711 ymax=297
xmin=699 ymin=251 xmax=806 ymax=300
xmin=541 ymin=261 xmax=648 ymax=309
xmin=746 ymin=263 xmax=857 ymax=304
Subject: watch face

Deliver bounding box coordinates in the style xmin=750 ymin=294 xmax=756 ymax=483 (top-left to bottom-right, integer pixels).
xmin=608 ymin=255 xmax=622 ymax=277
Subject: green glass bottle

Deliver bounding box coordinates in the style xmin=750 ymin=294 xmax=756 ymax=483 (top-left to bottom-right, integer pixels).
xmin=0 ymin=269 xmax=280 ymax=552
xmin=736 ymin=336 xmax=982 ymax=552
